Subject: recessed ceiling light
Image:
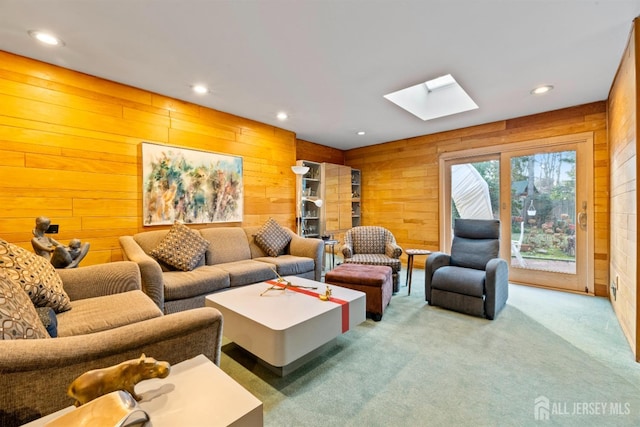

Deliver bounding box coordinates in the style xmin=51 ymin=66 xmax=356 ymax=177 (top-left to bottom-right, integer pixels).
xmin=192 ymin=85 xmax=209 ymax=95
xmin=28 ymin=30 xmax=64 ymax=46
xmin=530 ymin=85 xmax=554 ymax=95
xmin=277 ymin=112 xmax=288 ymax=120
xmin=384 ymin=74 xmax=478 ymax=121
xmin=357 ymin=131 xmax=366 ymax=136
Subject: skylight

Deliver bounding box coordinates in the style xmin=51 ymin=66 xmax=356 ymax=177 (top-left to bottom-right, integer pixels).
xmin=384 ymin=74 xmax=478 ymax=121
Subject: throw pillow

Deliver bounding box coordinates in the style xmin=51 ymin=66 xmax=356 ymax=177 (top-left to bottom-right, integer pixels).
xmin=150 ymin=222 xmax=209 ymax=271
xmin=36 ymin=306 xmax=58 ymax=338
xmin=0 ymin=239 xmax=72 ymax=313
xmin=255 ymin=218 xmax=292 ymax=257
xmin=0 ymin=269 xmax=50 ymax=339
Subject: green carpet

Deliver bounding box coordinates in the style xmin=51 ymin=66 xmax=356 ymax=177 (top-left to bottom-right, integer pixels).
xmin=220 ymin=269 xmax=640 ymax=426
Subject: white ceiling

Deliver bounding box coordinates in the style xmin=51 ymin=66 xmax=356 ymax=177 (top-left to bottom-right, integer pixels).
xmin=1 ymin=1 xmax=639 ymax=150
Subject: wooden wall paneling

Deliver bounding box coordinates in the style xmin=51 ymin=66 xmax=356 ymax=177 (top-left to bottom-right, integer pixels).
xmin=0 ymin=46 xmax=631 ymax=357
xmin=296 ymin=139 xmax=345 ymax=165
xmin=345 ymin=102 xmax=609 ymax=285
xmin=151 ymin=94 xmax=201 ymax=116
xmin=0 ymin=115 xmax=149 ymax=151
xmin=0 ymin=78 xmax=123 ymax=118
xmin=0 ymin=52 xmax=298 ymax=264
xmin=0 ymin=51 xmax=153 ymax=106
xmin=170 ymin=117 xmax=237 ymax=141
xmin=0 ymin=93 xmax=169 ymax=142
xmin=607 ymin=19 xmax=638 ymax=360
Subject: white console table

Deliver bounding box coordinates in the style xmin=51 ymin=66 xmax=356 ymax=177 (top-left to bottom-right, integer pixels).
xmin=23 ymin=354 xmax=263 ymax=427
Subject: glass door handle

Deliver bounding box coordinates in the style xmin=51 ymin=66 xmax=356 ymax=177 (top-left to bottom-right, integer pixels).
xmin=577 ymin=202 xmax=587 ymax=230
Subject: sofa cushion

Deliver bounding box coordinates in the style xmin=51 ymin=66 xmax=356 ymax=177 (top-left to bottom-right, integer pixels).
xmin=216 ymin=260 xmax=277 ymax=287
xmin=0 ymin=238 xmax=72 ymax=313
xmin=254 ymin=255 xmax=315 ymax=276
xmin=163 ymin=266 xmax=230 ymax=301
xmin=200 ymin=227 xmax=252 ymax=264
xmin=344 ymin=254 xmax=402 ymax=273
xmin=57 ymin=290 xmax=162 ymax=337
xmin=150 ymin=222 xmax=209 ymax=272
xmin=0 ymin=270 xmax=49 ymax=339
xmin=254 ymin=218 xmax=291 ymax=257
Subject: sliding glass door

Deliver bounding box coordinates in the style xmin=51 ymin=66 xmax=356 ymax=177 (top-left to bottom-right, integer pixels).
xmin=503 ymin=144 xmax=591 ymax=292
xmin=441 ymin=135 xmax=593 ymax=294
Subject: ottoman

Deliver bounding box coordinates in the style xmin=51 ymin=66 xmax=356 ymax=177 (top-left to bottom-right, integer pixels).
xmin=325 ymin=264 xmax=392 ymax=321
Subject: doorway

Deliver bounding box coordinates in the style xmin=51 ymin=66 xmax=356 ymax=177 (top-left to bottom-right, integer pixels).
xmin=440 ymin=134 xmax=593 ymax=294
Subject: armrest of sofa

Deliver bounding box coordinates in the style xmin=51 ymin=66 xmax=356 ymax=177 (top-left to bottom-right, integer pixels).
xmin=0 ymin=307 xmax=223 ymax=425
xmin=119 ymin=236 xmax=165 ymax=312
xmin=289 ymin=235 xmax=323 ymax=281
xmin=424 ymin=252 xmax=451 ymax=303
xmin=57 ymin=261 xmax=141 ymax=301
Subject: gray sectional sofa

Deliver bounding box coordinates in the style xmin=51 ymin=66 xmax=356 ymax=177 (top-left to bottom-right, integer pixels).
xmin=120 ymin=225 xmax=323 ymax=314
xmin=0 ymin=260 xmax=223 ymax=426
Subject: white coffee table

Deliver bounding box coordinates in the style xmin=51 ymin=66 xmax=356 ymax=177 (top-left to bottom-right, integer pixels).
xmin=23 ymin=354 xmax=263 ymax=427
xmin=206 ymin=276 xmax=366 ymax=376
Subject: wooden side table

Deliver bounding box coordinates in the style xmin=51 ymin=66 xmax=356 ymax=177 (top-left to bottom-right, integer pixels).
xmin=405 ymin=249 xmax=432 ymax=296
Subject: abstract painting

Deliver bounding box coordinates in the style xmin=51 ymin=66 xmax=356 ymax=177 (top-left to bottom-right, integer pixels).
xmin=142 ymin=142 xmax=243 ymax=225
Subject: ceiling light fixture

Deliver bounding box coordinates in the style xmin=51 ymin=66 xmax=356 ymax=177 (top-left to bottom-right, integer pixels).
xmin=192 ymin=84 xmax=209 ymax=95
xmin=277 ymin=112 xmax=288 ymax=120
xmin=357 ymin=131 xmax=366 ymax=136
xmin=530 ymin=85 xmax=554 ymax=95
xmin=28 ymin=30 xmax=64 ymax=46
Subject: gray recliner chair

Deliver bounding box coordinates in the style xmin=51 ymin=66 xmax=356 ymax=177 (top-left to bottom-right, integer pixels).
xmin=425 ymin=219 xmax=508 ymax=320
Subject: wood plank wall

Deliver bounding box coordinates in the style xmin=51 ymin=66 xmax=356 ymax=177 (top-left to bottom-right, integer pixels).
xmin=296 ymin=139 xmax=345 ymax=165
xmin=344 ymin=102 xmax=610 ymax=297
xmin=0 ymin=51 xmax=297 ymax=265
xmin=0 ymin=49 xmax=630 ymax=350
xmin=608 ymin=19 xmax=639 ymax=361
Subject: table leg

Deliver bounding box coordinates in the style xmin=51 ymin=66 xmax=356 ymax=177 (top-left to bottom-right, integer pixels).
xmin=407 ymin=254 xmax=414 ymax=295
xmin=330 ymin=244 xmax=335 ymax=270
